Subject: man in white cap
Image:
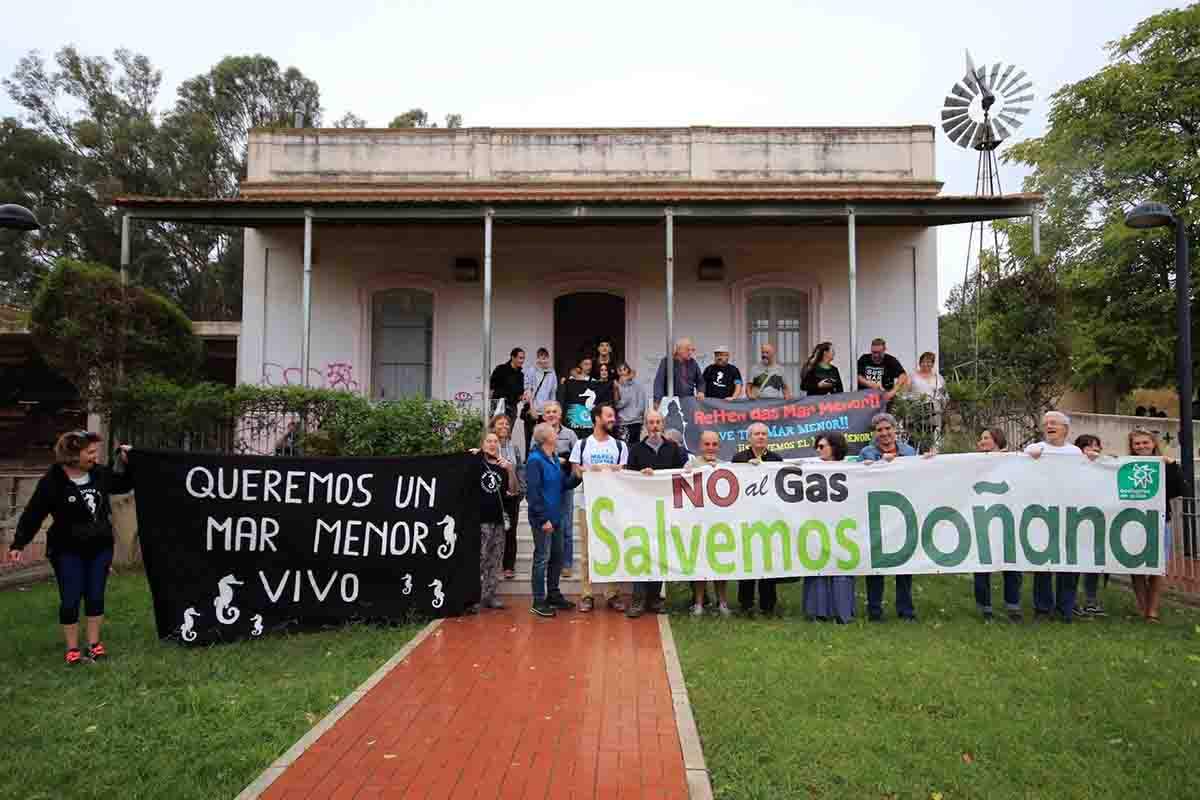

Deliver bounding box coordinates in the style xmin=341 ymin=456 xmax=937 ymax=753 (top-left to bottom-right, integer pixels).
xmin=702 ymin=345 xmax=744 ymax=400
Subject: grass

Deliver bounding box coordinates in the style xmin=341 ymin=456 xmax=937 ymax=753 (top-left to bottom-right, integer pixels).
xmin=0 ymin=571 xmax=424 ymax=800
xmin=669 ymin=575 xmax=1200 ymax=800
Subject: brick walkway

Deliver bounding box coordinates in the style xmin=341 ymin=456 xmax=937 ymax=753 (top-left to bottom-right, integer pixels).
xmin=259 ymin=606 xmax=691 ymax=800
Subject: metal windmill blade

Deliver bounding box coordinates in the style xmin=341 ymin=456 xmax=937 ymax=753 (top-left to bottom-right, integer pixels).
xmin=941 ymin=52 xmax=1035 ymax=149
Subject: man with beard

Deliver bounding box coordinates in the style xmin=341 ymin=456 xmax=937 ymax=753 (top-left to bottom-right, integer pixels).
xmin=856 ymin=338 xmax=908 ymax=406
xmin=749 ymin=343 xmax=792 ymax=400
xmin=570 ymin=404 xmax=628 ymax=612
xmin=702 ymin=345 xmax=744 ymax=400
xmin=624 ymin=409 xmax=688 ymax=618
xmin=490 ymin=347 xmax=529 ymax=425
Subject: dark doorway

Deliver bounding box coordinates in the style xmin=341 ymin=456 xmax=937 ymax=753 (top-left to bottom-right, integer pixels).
xmin=553 ymin=292 xmax=625 ymax=380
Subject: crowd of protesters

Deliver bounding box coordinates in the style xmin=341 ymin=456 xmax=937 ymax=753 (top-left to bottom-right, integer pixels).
xmin=479 ymin=338 xmax=1181 ymax=625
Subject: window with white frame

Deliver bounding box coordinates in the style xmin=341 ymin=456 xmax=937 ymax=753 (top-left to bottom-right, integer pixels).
xmin=371 ymin=289 xmax=433 ymax=400
xmin=746 ymin=289 xmax=809 ymax=395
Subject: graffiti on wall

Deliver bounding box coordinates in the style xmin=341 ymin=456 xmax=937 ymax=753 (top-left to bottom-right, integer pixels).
xmin=261 ymin=362 xmax=361 ymax=393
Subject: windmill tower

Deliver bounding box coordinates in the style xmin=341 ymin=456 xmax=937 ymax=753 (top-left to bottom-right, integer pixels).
xmin=941 ymin=50 xmax=1035 ymax=379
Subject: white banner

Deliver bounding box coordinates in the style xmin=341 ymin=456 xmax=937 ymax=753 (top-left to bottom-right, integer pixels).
xmin=582 ymin=454 xmax=1168 ymax=581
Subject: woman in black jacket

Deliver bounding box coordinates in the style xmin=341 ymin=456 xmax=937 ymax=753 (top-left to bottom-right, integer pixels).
xmin=800 ymin=342 xmax=844 ymax=396
xmin=7 ymin=431 xmax=133 ymax=664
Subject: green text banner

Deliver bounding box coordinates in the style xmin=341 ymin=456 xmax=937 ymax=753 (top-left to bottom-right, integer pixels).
xmin=583 ymin=454 xmax=1167 ymax=581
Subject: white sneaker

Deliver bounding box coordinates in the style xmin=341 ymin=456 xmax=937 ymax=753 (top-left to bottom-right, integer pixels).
xmin=690 ymin=604 xmax=705 ymax=617
xmin=718 ymin=603 xmax=733 ymax=617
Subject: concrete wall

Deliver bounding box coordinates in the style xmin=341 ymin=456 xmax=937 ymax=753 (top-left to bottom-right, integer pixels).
xmin=245 ymin=127 xmax=938 ymax=187
xmin=238 ymin=223 xmax=939 ymax=402
xmin=1070 ymin=412 xmax=1200 ymax=462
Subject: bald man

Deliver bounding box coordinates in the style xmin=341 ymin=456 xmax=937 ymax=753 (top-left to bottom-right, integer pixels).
xmin=653 ymin=337 xmax=703 ymax=405
xmin=749 ymin=343 xmax=792 ymax=400
xmin=1024 ymin=410 xmax=1085 ymax=622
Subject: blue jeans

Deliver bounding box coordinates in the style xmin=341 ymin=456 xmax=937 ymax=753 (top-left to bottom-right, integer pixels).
xmin=974 ymin=571 xmax=1023 ymax=614
xmin=531 ymin=523 xmax=564 ymax=605
xmin=561 ymin=489 xmax=575 ymax=568
xmin=866 ymin=575 xmax=915 ymax=619
xmin=51 ymin=546 xmax=114 ymax=625
xmin=1033 ymin=572 xmax=1077 ymax=620
xmin=1082 ymin=573 xmax=1101 ymax=603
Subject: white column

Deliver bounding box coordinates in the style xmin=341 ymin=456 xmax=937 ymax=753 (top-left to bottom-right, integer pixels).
xmin=1032 ymin=208 xmax=1041 ymax=257
xmin=665 ymin=208 xmax=675 ymax=398
xmin=847 ymin=207 xmax=858 ymax=359
xmin=482 ymin=209 xmax=494 ymax=427
xmin=301 ymin=209 xmax=313 ymax=387
xmin=119 ymin=214 xmax=130 ymax=286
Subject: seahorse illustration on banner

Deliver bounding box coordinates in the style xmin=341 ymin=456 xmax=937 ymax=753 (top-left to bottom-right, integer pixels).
xmin=214 ymin=574 xmax=244 ymax=624
xmin=180 ymin=608 xmax=199 ymax=642
xmin=401 ymin=573 xmax=413 ymax=595
xmin=429 ymin=579 xmax=445 ymax=609
xmin=437 ymin=515 xmax=457 ymax=559
xmin=250 ymin=614 xmax=264 ymax=637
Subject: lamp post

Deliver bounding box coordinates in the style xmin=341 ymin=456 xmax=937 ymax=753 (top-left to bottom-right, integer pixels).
xmin=0 ymin=203 xmax=40 ymax=231
xmin=1125 ymin=201 xmax=1193 ymax=518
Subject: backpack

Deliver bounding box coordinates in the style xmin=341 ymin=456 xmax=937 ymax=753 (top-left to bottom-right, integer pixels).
xmin=580 ymin=435 xmax=625 ymax=465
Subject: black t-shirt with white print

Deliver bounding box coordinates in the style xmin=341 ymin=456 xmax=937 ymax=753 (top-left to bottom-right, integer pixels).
xmin=72 ymin=474 xmax=102 ymax=519
xmin=702 ymin=363 xmax=743 ymax=400
xmin=857 ymin=353 xmax=906 ymax=391
xmin=474 ymin=457 xmax=510 ymax=524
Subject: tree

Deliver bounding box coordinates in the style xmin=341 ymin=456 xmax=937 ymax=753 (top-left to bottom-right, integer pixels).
xmin=1001 ymin=3 xmax=1200 ymax=394
xmin=332 ymin=111 xmax=368 ymax=128
xmin=387 ymin=109 xmax=465 ymax=129
xmin=30 ymin=258 xmax=201 ymax=409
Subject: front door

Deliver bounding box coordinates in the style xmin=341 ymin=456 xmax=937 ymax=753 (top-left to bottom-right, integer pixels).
xmin=553 ymin=292 xmax=626 ymax=379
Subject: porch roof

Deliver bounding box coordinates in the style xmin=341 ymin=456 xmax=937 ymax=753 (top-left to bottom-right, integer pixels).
xmin=114 ymin=183 xmax=1041 ymax=227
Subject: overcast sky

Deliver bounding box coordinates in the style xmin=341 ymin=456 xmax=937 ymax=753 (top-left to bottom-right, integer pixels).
xmin=0 ymin=0 xmax=1184 ymax=308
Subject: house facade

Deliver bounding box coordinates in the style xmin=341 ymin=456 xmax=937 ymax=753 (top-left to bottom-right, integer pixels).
xmin=117 ymin=126 xmax=1040 ymax=410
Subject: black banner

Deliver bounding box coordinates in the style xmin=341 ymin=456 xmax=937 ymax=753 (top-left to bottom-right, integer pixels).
xmin=560 ymin=378 xmax=614 ymax=431
xmin=132 ymin=450 xmax=481 ymax=645
xmin=659 ymin=390 xmax=884 ymax=460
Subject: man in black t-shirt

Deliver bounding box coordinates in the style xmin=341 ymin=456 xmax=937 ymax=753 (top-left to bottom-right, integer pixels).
xmin=856 ymin=338 xmax=908 ymax=404
xmin=489 ymin=347 xmax=529 ymax=423
xmin=701 ymin=345 xmax=744 ymax=400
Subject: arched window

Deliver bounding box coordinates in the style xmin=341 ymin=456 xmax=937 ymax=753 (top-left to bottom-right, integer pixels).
xmin=371 ymin=289 xmax=433 ymax=400
xmin=746 ymin=289 xmax=809 ymax=395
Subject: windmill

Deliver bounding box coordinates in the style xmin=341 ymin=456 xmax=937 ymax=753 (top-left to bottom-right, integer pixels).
xmin=941 ymin=50 xmax=1035 ymax=380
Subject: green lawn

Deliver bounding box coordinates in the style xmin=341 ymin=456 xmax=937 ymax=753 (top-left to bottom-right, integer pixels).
xmin=669 ymin=576 xmax=1200 ymax=800
xmin=1 ymin=571 xmax=423 ymax=800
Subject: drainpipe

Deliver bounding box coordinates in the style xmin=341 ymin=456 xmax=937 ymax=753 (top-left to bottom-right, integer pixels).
xmin=482 ymin=208 xmax=494 ymax=427
xmin=665 ymin=208 xmax=675 ymax=399
xmin=301 ymin=209 xmax=313 ymax=387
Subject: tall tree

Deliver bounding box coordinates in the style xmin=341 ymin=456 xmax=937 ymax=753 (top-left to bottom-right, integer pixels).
xmin=1001 ymin=3 xmax=1200 ymax=394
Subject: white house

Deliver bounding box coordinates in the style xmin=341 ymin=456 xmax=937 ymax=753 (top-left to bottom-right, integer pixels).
xmin=117 ymin=126 xmax=1040 ymax=411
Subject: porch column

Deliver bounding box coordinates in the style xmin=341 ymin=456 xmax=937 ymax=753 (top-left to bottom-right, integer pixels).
xmin=301 ymin=209 xmax=313 ymax=387
xmin=1032 ymin=208 xmax=1041 ymax=257
xmin=482 ymin=208 xmax=494 ymax=427
xmin=847 ymin=206 xmax=858 ymax=360
xmin=665 ymin=207 xmax=675 ymax=397
xmin=119 ymin=214 xmax=130 ymax=287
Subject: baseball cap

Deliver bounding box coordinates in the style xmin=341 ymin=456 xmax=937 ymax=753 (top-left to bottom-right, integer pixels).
xmin=713 ymin=345 xmax=730 ymax=353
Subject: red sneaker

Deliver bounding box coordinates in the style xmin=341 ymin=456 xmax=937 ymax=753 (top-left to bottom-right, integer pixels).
xmin=87 ymin=642 xmax=107 ymax=661
xmin=65 ymin=648 xmax=86 ymax=665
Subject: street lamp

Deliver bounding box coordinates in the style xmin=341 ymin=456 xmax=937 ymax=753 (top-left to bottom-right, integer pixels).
xmin=0 ymin=203 xmax=40 ymax=231
xmin=1125 ymin=201 xmax=1194 ymax=514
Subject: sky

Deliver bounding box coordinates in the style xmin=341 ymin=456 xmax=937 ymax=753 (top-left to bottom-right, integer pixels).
xmin=0 ymin=0 xmax=1185 ymax=308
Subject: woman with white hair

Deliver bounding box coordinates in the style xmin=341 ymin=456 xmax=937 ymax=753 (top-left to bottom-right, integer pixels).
xmin=1024 ymin=410 xmax=1084 ymax=622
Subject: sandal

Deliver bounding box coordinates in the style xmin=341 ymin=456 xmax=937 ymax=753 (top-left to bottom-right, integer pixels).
xmin=1146 ymin=615 xmax=1161 ymax=624
xmin=578 ymin=596 xmax=594 ymax=613
xmin=503 ymin=569 xmax=515 ymax=580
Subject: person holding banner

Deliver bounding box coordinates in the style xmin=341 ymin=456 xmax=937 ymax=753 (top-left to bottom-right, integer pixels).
xmin=571 ymin=404 xmax=629 ymax=613
xmin=1025 ymin=410 xmax=1085 ymax=622
xmin=526 ymin=423 xmax=581 ymax=617
xmin=540 ymin=401 xmax=579 ymax=579
xmin=467 ymin=431 xmax=517 ymax=614
xmin=733 ymin=422 xmax=784 ymax=615
xmin=624 ymin=410 xmax=688 ymax=618
xmin=803 ymin=432 xmax=856 ymax=624
xmin=490 ymin=347 xmax=529 ymax=425
xmin=559 ymin=354 xmax=597 ymax=440
xmin=972 ymin=427 xmax=1024 ymax=622
xmin=1128 ymin=429 xmax=1182 ymax=623
xmin=800 ymin=342 xmax=844 ymax=396
xmin=489 ymin=415 xmax=526 ymax=584
xmin=859 ymin=413 xmax=919 ymax=621
xmin=8 ymin=432 xmax=133 ymax=664
xmin=685 ymin=431 xmax=733 ymax=616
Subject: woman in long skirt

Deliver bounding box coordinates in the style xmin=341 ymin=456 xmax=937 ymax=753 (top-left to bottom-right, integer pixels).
xmin=803 ymin=432 xmax=856 ymax=623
